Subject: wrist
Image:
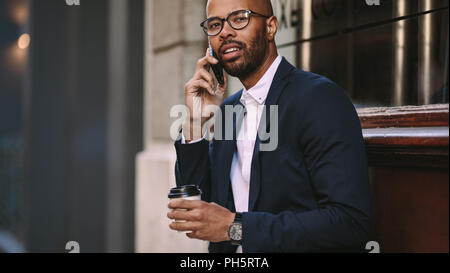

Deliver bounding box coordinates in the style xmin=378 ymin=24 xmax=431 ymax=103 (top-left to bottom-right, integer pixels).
xmin=182 ymin=118 xmax=203 ymax=142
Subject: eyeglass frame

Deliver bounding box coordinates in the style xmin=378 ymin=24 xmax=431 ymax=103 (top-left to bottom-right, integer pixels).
xmin=200 ymin=9 xmax=270 ymax=36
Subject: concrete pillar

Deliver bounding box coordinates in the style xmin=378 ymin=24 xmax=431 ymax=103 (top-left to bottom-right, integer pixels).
xmin=135 ymin=0 xmax=209 ymax=253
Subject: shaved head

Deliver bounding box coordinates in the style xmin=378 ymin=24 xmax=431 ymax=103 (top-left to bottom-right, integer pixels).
xmin=260 ymin=0 xmax=274 ymax=16
xmin=207 ymin=0 xmax=274 ymax=17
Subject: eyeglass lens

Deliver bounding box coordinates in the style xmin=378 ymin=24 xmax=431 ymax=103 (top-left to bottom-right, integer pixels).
xmin=205 ymin=10 xmax=250 ymax=36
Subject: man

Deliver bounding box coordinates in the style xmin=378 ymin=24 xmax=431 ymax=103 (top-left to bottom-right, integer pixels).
xmin=168 ymin=0 xmax=371 ymax=253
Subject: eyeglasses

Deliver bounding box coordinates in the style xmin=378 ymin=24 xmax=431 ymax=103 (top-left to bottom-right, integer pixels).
xmin=200 ymin=9 xmax=270 ymax=36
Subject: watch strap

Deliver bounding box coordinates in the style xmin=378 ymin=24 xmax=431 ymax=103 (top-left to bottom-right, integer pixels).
xmin=234 ymin=212 xmax=243 ymax=223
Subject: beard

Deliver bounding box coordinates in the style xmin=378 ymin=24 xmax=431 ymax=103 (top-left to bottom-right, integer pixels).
xmin=219 ymin=30 xmax=268 ymax=79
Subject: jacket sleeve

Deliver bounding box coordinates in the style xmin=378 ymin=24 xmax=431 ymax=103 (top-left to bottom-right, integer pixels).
xmin=242 ymin=81 xmax=371 ymax=252
xmin=174 ymin=137 xmax=212 ymax=202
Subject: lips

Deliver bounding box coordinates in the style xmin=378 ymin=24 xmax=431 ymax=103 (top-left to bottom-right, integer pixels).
xmin=220 ymin=43 xmax=243 ymax=62
xmin=224 ymin=47 xmax=240 ymax=54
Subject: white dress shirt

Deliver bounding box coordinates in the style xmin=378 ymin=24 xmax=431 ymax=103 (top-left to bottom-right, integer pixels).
xmin=231 ymin=55 xmax=282 ymax=211
xmin=232 ymin=55 xmax=282 ymax=252
xmin=182 ymin=55 xmax=283 ymax=253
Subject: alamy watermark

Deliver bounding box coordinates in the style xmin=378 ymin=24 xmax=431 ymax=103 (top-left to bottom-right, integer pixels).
xmin=64 ymin=240 xmax=379 ymax=253
xmin=66 ymin=241 xmax=80 ymax=253
xmin=366 ymin=241 xmax=381 ymax=253
xmin=365 ymin=0 xmax=381 ymax=6
xmin=170 ymin=101 xmax=279 ymax=152
xmin=65 ymin=0 xmax=80 ymax=6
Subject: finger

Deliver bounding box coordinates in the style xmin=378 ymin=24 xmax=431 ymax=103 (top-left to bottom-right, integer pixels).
xmin=205 ymin=47 xmax=220 ymax=64
xmin=186 ymin=231 xmax=199 ymax=240
xmin=169 ymin=221 xmax=200 ymax=232
xmin=186 ymin=79 xmax=214 ymax=96
xmin=187 ymin=231 xmax=207 ymax=241
xmin=196 ymin=69 xmax=214 ymax=89
xmin=196 ymin=55 xmax=219 ymax=71
xmin=192 ymin=80 xmax=214 ymax=96
xmin=168 ymin=199 xmax=204 ymax=210
xmin=167 ymin=209 xmax=197 ymax=221
xmin=207 ymin=54 xmax=219 ymax=65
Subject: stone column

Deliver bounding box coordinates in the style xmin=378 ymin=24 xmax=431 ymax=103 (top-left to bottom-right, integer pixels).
xmin=135 ymin=0 xmax=209 ymax=253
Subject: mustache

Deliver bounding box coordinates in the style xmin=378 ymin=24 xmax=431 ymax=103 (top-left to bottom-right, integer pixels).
xmin=218 ymin=40 xmax=246 ymax=54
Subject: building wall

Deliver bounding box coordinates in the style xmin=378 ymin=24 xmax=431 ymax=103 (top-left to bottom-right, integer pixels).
xmin=135 ymin=0 xmax=209 ymax=253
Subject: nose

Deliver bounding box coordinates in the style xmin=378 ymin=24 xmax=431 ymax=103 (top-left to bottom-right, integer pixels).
xmin=219 ymin=20 xmax=236 ymax=41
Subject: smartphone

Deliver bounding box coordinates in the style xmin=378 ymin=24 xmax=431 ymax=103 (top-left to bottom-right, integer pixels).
xmin=208 ymin=41 xmax=225 ymax=86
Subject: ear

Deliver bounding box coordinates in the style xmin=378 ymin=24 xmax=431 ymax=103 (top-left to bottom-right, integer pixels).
xmin=266 ymin=16 xmax=278 ymax=41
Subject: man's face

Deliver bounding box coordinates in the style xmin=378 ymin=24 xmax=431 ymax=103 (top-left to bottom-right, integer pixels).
xmin=207 ymin=0 xmax=269 ymax=78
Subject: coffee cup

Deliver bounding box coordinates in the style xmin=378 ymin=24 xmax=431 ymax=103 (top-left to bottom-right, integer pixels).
xmin=168 ymin=184 xmax=202 ymax=202
xmin=168 ymin=185 xmax=202 ymax=232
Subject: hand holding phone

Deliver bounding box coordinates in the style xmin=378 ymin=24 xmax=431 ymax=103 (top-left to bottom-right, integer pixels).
xmin=183 ymin=46 xmax=228 ymax=141
xmin=209 ymin=42 xmax=225 ymax=86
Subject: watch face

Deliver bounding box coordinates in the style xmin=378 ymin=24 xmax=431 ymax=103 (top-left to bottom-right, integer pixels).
xmin=230 ymin=223 xmax=242 ymax=241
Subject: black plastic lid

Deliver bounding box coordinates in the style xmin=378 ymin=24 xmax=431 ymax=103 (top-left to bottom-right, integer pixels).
xmin=168 ymin=185 xmax=202 ymax=199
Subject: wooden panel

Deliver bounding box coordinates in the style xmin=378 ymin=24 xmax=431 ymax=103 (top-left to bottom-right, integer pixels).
xmin=366 ymin=146 xmax=449 ymax=169
xmin=363 ymin=127 xmax=449 ymax=146
xmin=358 ymin=104 xmax=449 ymax=129
xmin=358 ymin=103 xmax=449 ymax=252
xmin=370 ymin=167 xmax=449 ymax=253
xmin=363 ymin=127 xmax=449 ymax=169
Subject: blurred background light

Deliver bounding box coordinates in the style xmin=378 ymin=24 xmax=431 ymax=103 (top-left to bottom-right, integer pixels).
xmin=9 ymin=0 xmax=29 ymax=25
xmin=17 ymin=33 xmax=30 ymax=49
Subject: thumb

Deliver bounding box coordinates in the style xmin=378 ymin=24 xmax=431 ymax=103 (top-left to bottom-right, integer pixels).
xmin=216 ymin=71 xmax=228 ymax=96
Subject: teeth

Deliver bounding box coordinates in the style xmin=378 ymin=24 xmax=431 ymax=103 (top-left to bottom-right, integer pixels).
xmin=224 ymin=48 xmax=239 ymax=53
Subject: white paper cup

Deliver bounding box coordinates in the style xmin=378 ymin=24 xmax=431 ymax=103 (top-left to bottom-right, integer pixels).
xmin=168 ymin=185 xmax=202 ymax=233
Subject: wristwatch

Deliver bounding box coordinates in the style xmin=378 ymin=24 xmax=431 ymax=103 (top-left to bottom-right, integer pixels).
xmin=228 ymin=212 xmax=243 ymax=246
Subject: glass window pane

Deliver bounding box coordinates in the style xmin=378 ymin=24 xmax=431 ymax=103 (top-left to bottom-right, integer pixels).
xmin=276 ymin=0 xmax=449 ymax=107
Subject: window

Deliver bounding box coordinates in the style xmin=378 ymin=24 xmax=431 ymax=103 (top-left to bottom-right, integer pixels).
xmin=275 ymin=0 xmax=449 ymax=107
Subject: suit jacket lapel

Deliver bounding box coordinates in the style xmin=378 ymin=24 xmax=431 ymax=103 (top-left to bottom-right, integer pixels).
xmin=217 ymin=93 xmax=245 ymax=207
xmin=248 ymin=58 xmax=295 ymax=212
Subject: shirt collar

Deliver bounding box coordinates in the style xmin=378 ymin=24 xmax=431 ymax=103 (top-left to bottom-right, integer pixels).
xmin=240 ymin=55 xmax=283 ymax=106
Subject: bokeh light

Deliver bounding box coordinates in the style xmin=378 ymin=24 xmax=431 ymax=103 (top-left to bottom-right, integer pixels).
xmin=17 ymin=33 xmax=30 ymax=49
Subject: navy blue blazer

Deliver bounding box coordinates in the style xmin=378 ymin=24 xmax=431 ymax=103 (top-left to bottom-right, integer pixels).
xmin=174 ymin=57 xmax=371 ymax=253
